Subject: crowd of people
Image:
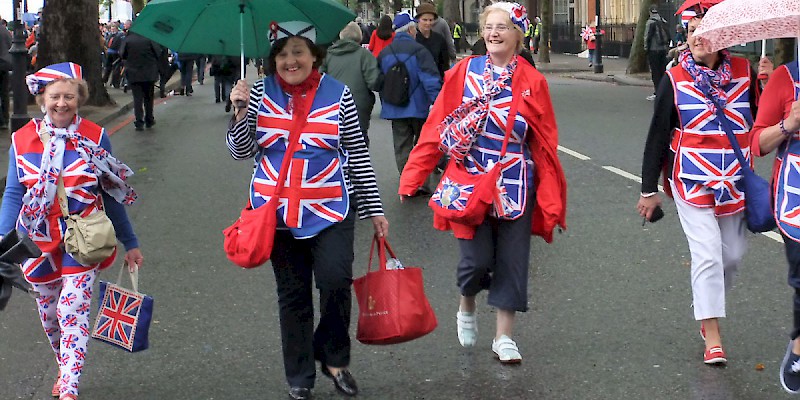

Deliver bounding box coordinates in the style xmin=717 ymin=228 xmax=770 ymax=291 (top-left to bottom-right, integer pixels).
xmin=1 ymin=0 xmax=799 ymax=399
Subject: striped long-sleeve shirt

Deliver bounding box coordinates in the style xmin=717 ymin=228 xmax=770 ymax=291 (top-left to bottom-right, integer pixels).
xmin=226 ymin=78 xmax=384 ymax=220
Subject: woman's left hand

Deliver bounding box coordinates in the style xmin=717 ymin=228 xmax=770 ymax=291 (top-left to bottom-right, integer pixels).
xmin=124 ymin=248 xmax=144 ymax=272
xmin=371 ymin=216 xmax=389 ymax=238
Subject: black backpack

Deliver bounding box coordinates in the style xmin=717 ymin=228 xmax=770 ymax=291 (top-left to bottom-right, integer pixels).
xmin=382 ymin=47 xmax=417 ymax=106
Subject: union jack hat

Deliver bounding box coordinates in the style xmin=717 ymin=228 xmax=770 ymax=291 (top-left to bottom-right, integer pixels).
xmin=268 ymin=21 xmax=317 ymax=46
xmin=487 ymin=2 xmax=530 ymax=35
xmin=25 ymin=62 xmax=83 ymax=95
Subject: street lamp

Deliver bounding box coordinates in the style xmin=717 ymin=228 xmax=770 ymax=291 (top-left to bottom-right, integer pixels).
xmin=592 ymin=0 xmax=604 ymax=73
xmin=10 ymin=0 xmax=31 ymax=132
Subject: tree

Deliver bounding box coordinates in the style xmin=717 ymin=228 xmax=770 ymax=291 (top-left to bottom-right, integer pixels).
xmin=38 ymin=0 xmax=113 ymax=106
xmin=627 ymin=0 xmax=654 ymax=74
xmin=537 ymin=0 xmax=551 ymax=63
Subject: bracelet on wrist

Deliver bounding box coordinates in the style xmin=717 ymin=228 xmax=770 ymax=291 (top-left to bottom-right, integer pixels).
xmin=641 ymin=192 xmax=658 ymax=198
xmin=781 ymin=119 xmax=797 ymax=137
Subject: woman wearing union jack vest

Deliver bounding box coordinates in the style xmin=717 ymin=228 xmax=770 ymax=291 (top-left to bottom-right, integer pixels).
xmin=227 ymin=21 xmax=389 ymax=400
xmin=750 ymin=56 xmax=800 ymax=392
xmin=399 ymin=2 xmax=567 ymax=365
xmin=637 ymin=1 xmax=773 ymax=367
xmin=0 ymin=62 xmax=142 ymax=400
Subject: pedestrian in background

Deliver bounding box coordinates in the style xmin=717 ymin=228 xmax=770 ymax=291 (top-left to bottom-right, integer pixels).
xmin=637 ymin=4 xmax=770 ymax=366
xmin=321 ymin=22 xmax=382 ymax=146
xmin=120 ymin=31 xmax=162 ymax=131
xmin=195 ymin=55 xmax=208 ymax=85
xmin=210 ymin=55 xmax=239 ymax=112
xmin=415 ymin=3 xmax=450 ymax=77
xmin=377 ymin=11 xmax=442 ymax=194
xmin=102 ymin=23 xmax=125 ymax=88
xmin=644 ymin=5 xmax=671 ymax=100
xmin=368 ymin=15 xmax=395 ymax=58
xmin=0 ymin=19 xmax=10 ymax=130
xmin=749 ymin=58 xmax=800 ymax=393
xmin=0 ymin=62 xmax=143 ymax=400
xmin=399 ymin=2 xmax=566 ymax=364
xmin=227 ymin=22 xmax=389 ymax=400
xmin=581 ymin=23 xmax=599 ymax=68
xmin=177 ymin=52 xmax=198 ymax=96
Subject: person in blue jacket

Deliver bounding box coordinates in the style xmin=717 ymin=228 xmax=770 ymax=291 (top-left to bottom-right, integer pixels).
xmin=377 ymin=11 xmax=442 ymax=193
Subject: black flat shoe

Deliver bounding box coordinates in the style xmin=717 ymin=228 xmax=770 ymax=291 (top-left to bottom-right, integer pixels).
xmin=321 ymin=366 xmax=358 ymax=396
xmin=288 ymin=387 xmax=311 ymax=400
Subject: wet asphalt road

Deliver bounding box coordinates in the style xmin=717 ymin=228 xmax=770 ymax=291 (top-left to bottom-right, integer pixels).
xmin=0 ymin=76 xmax=795 ymax=400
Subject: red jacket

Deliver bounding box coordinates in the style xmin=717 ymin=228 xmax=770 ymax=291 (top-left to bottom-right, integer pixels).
xmin=368 ymin=31 xmax=394 ymax=58
xmin=398 ymin=55 xmax=567 ymax=242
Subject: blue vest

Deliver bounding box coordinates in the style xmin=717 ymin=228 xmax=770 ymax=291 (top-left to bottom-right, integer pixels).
xmin=774 ymin=62 xmax=800 ymax=241
xmin=249 ymin=74 xmax=350 ymax=239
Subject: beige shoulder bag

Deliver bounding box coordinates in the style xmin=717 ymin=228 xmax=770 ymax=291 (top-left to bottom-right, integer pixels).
xmin=40 ymin=127 xmax=117 ymax=265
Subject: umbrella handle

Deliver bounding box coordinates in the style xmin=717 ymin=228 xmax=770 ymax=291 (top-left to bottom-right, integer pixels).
xmin=237 ymin=2 xmax=247 ymax=109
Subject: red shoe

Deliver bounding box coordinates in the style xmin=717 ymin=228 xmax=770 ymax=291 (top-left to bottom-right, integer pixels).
xmin=704 ymin=345 xmax=727 ymax=365
xmin=700 ymin=322 xmax=706 ymax=341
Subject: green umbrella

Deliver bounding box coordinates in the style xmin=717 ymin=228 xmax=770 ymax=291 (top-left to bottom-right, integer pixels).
xmin=130 ymin=0 xmax=356 ymax=79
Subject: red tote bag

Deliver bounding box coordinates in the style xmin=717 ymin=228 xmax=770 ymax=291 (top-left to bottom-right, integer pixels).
xmin=353 ymin=236 xmax=437 ymax=345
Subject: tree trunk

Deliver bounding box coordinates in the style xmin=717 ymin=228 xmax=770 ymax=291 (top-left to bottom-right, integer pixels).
xmin=627 ymin=1 xmax=654 ymax=74
xmin=538 ymin=0 xmax=551 ymax=63
xmin=443 ymin=0 xmax=460 ymax=22
xmin=131 ymin=0 xmax=147 ymax=15
xmin=38 ymin=0 xmax=113 ymax=106
xmin=775 ymin=38 xmax=797 ymax=67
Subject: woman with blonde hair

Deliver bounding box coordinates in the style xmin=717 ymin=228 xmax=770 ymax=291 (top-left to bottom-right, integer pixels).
xmin=399 ymin=2 xmax=566 ymax=364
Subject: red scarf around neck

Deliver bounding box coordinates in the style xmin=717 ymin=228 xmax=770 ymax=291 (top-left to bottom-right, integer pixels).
xmin=276 ymin=69 xmax=321 ymax=116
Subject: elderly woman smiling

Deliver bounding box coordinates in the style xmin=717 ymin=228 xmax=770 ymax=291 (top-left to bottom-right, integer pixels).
xmin=227 ymin=21 xmax=389 ymax=400
xmin=0 ymin=62 xmax=142 ymax=400
xmin=399 ymin=2 xmax=567 ymax=364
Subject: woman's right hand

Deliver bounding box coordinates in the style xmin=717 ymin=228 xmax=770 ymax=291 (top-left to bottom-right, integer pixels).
xmin=637 ymin=194 xmax=662 ymax=221
xmin=229 ymin=79 xmax=250 ymax=121
xmin=786 ymin=100 xmax=800 ymax=133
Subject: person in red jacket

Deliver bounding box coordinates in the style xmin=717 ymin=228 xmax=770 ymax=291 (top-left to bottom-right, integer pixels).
xmin=398 ymin=2 xmax=566 ymax=364
xmin=368 ymin=15 xmax=395 ymax=58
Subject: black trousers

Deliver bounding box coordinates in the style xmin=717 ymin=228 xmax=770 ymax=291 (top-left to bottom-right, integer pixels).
xmin=103 ymin=53 xmax=121 ymax=85
xmin=270 ymin=204 xmax=356 ymax=388
xmin=130 ymin=81 xmax=155 ymax=127
xmin=782 ymin=232 xmax=800 ymax=340
xmin=647 ymin=49 xmax=668 ymax=93
xmin=0 ymin=71 xmax=8 ymax=127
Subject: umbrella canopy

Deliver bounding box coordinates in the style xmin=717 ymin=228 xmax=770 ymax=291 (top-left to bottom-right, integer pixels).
xmin=693 ymin=0 xmax=800 ymax=52
xmin=675 ymin=0 xmax=723 ymax=16
xmin=130 ymin=0 xmax=357 ymax=58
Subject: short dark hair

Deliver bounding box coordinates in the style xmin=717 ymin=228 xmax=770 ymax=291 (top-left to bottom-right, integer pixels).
xmin=266 ymin=36 xmax=325 ymax=75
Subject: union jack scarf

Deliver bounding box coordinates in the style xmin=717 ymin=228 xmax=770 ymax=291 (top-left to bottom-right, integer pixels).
xmin=438 ymin=56 xmax=517 ymax=162
xmin=20 ymin=115 xmax=137 ymax=236
xmin=679 ymin=48 xmax=732 ymax=113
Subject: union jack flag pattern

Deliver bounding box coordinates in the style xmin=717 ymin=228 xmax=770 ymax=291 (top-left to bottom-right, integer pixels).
xmin=25 ymin=62 xmax=83 ymax=95
xmin=92 ymin=279 xmax=153 ymax=352
xmin=667 ymin=57 xmax=754 ymax=216
xmin=12 ymin=120 xmax=116 ymax=283
xmin=775 ymin=62 xmax=800 ymax=241
xmin=250 ymin=75 xmax=349 ymax=239
xmin=450 ymin=57 xmax=532 ymax=220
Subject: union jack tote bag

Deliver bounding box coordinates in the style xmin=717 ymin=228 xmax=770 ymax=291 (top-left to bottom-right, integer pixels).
xmin=91 ymin=263 xmax=153 ymax=352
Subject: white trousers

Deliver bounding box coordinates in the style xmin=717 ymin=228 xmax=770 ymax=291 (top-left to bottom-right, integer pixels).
xmin=672 ymin=183 xmax=748 ymax=320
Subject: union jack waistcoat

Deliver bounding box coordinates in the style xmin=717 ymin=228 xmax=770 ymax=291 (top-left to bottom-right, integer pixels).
xmin=13 ymin=119 xmax=112 ymax=282
xmin=667 ymin=57 xmax=754 ymax=216
xmin=250 ymin=75 xmax=350 ymax=239
xmin=773 ymin=62 xmax=800 ymax=241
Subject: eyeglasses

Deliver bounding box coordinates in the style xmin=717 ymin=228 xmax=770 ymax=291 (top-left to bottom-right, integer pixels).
xmin=483 ymin=24 xmax=510 ymax=33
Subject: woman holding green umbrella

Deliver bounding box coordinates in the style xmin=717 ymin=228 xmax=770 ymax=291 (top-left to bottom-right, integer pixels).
xmin=227 ymin=21 xmax=388 ymax=400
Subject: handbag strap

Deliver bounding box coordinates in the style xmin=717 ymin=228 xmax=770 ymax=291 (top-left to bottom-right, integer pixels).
xmin=367 ymin=235 xmax=398 ymax=273
xmin=37 ymin=126 xmax=71 ymax=218
xmin=117 ymin=261 xmax=140 ymax=293
xmin=497 ymin=79 xmax=521 ymax=160
xmin=705 ymin=94 xmax=754 ymax=174
xmin=258 ymin=81 xmax=320 ymax=208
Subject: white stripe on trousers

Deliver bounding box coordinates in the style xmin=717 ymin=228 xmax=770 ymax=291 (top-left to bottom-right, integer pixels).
xmin=671 ymin=181 xmax=748 ymax=320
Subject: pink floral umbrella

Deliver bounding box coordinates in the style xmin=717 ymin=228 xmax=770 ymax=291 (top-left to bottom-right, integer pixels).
xmin=693 ymin=0 xmax=800 ymax=53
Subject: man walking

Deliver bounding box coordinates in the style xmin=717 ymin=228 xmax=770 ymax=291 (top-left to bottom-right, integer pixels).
xmin=377 ymin=11 xmax=442 ymax=193
xmin=120 ymin=31 xmax=162 ymax=131
xmin=102 ymin=23 xmax=125 ymax=88
xmin=452 ymin=20 xmax=464 ymax=54
xmin=644 ymin=5 xmax=671 ymax=100
xmin=414 ymin=3 xmax=450 ymax=78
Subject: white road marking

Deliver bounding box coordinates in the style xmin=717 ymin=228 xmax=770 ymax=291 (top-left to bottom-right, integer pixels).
xmin=557 ymin=145 xmax=591 ymax=160
xmin=556 ymin=145 xmax=783 ymax=244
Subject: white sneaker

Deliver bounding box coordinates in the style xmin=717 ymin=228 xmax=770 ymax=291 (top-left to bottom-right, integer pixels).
xmin=492 ymin=335 xmax=522 ymax=364
xmin=456 ymin=311 xmax=477 ymax=347
xmin=646 ymin=94 xmax=656 ymax=101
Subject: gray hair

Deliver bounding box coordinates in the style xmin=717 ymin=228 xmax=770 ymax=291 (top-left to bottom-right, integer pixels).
xmin=395 ymin=21 xmax=416 ymax=33
xmin=339 ymin=21 xmax=363 ymax=42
